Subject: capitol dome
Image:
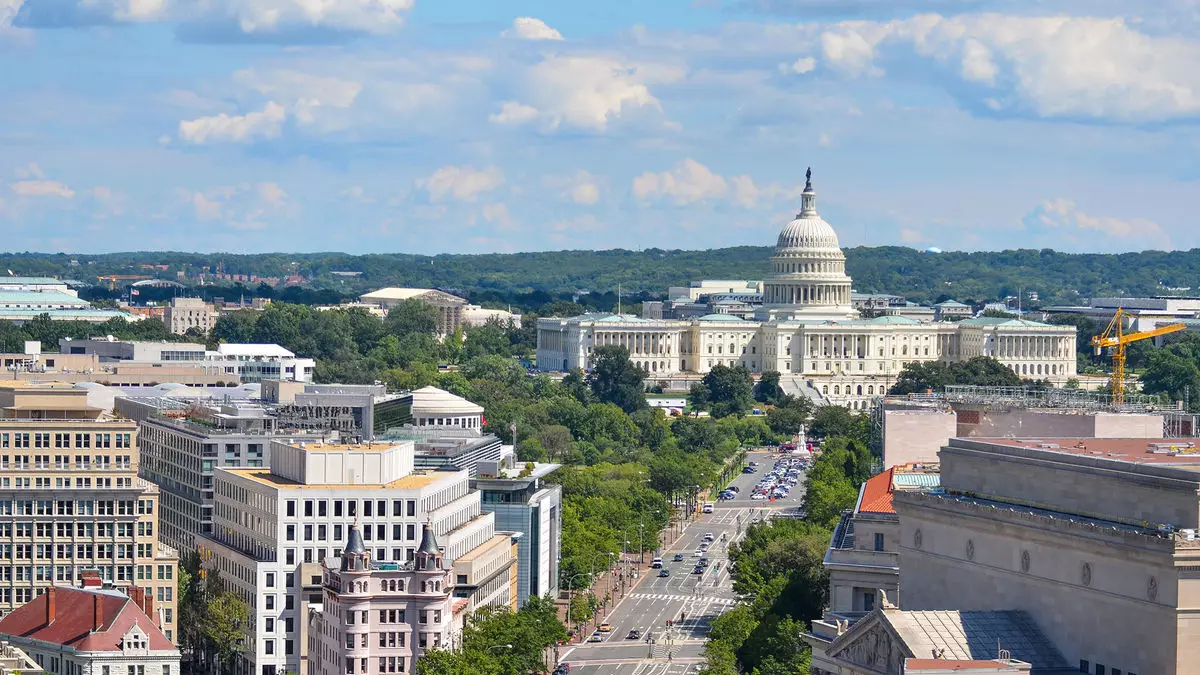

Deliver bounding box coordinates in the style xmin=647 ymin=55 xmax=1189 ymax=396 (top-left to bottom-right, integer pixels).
xmin=776 ymin=206 xmax=841 ymax=254
xmin=757 ymin=168 xmax=857 ymax=321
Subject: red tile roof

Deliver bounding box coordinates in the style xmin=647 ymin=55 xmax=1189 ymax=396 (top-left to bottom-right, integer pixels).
xmin=904 ymin=659 xmax=1021 ymax=672
xmin=0 ymin=586 xmax=175 ymax=653
xmin=858 ymin=467 xmax=896 ymax=514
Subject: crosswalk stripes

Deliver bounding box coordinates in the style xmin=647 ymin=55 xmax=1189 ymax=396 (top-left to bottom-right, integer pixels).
xmin=630 ymin=592 xmax=736 ymax=605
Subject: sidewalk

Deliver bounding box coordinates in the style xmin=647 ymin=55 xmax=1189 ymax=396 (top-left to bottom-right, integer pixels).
xmin=559 ymin=510 xmax=694 ymax=643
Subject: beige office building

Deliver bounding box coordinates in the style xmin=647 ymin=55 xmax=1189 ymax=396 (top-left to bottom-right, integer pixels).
xmin=891 ymin=437 xmax=1200 ymax=675
xmin=0 ymin=382 xmax=179 ymax=642
xmin=163 ymin=297 xmax=217 ymax=335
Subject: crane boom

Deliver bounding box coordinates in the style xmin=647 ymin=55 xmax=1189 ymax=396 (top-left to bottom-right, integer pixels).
xmin=1090 ymin=308 xmax=1186 ymax=404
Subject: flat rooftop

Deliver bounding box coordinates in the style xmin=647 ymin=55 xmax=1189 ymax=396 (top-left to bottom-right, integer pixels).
xmin=224 ymin=468 xmax=446 ymax=491
xmin=284 ymin=441 xmax=408 ymax=453
xmin=976 ymin=437 xmax=1200 ymax=468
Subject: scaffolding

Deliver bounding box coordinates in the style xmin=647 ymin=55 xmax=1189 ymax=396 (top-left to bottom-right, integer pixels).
xmin=940 ymin=384 xmax=1162 ymax=411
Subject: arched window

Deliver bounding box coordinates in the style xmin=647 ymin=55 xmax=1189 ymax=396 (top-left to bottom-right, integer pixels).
xmin=902 ymin=345 xmax=908 ymax=356
xmin=833 ymin=385 xmax=840 ymax=395
xmin=856 ymin=385 xmax=863 ymax=395
xmin=822 ymin=385 xmax=829 ymax=394
xmin=868 ymin=385 xmax=875 ymax=395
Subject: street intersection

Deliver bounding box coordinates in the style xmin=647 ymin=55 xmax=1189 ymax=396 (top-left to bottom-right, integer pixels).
xmin=558 ymin=450 xmax=805 ymax=674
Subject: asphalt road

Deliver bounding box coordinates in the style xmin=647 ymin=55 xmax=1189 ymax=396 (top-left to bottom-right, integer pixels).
xmin=557 ymin=450 xmax=806 ymax=674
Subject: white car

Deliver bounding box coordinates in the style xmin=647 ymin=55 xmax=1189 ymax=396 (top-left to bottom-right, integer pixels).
xmin=751 ymin=493 xmax=766 ymax=500
xmin=703 ymin=533 xmax=714 ymax=542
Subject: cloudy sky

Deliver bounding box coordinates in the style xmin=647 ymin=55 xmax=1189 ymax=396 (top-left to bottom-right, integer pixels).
xmin=1 ymin=0 xmax=1197 ymax=255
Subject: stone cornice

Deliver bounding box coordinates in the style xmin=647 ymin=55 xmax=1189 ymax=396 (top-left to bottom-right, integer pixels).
xmin=893 ymin=490 xmax=1183 ymax=553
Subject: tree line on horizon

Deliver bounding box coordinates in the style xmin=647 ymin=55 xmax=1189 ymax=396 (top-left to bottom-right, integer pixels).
xmin=9 ymin=245 xmax=1200 ymax=308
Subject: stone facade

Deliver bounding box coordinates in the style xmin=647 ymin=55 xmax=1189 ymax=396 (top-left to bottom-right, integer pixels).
xmin=894 ymin=437 xmax=1200 ymax=675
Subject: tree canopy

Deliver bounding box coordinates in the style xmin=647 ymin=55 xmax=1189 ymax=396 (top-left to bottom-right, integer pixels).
xmin=887 ymin=356 xmax=1023 ymax=395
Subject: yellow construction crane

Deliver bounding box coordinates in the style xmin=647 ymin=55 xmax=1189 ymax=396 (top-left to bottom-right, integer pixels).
xmin=1091 ymin=308 xmax=1186 ymax=404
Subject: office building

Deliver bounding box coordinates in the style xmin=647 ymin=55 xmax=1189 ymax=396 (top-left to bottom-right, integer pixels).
xmin=0 ymin=381 xmax=179 ymax=641
xmin=308 ymin=523 xmax=466 ymax=675
xmin=197 ymin=438 xmax=515 ymax=675
xmin=60 ymin=338 xmax=315 ymax=382
xmin=261 ymin=382 xmax=414 ymax=440
xmin=163 ymin=297 xmax=217 ymax=335
xmin=115 ymin=394 xmax=328 ymax=553
xmin=473 ymin=460 xmax=561 ymax=606
xmin=0 ymin=585 xmax=179 ymax=675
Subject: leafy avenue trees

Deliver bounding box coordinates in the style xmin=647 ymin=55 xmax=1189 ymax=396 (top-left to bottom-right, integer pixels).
xmin=415 ymin=597 xmax=565 ymax=675
xmin=887 ymin=356 xmax=1023 ymax=395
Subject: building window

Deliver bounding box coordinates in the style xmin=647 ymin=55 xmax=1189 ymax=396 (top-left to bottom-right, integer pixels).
xmin=874 ymin=533 xmax=884 ymax=552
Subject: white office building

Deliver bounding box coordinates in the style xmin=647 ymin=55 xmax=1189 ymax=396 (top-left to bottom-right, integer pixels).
xmin=60 ymin=338 xmax=316 ymax=382
xmin=198 ymin=438 xmax=514 ymax=675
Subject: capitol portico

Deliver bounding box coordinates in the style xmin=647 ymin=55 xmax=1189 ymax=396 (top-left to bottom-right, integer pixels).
xmin=536 ymin=172 xmax=1077 ymax=408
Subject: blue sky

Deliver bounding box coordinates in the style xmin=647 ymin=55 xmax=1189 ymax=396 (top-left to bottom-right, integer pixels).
xmin=0 ymin=0 xmax=1197 ymax=255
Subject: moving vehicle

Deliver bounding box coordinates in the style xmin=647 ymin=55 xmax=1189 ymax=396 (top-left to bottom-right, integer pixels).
xmin=553 ymin=665 xmax=571 ymax=674
xmin=693 ymin=565 xmax=705 ymax=574
xmin=702 ymin=503 xmax=714 ymax=514
xmin=673 ymin=553 xmax=685 ymax=562
xmin=742 ymin=466 xmax=755 ymax=474
xmin=626 ymin=630 xmax=642 ymax=640
xmin=703 ymin=532 xmax=714 ymax=541
xmin=651 ymin=557 xmax=663 ymax=569
xmin=699 ymin=543 xmax=709 ymax=552
xmin=751 ymin=492 xmax=766 ymax=500
xmin=587 ymin=632 xmax=603 ymax=643
xmin=598 ymin=623 xmax=613 ymax=633
xmin=659 ymin=568 xmax=671 ymax=577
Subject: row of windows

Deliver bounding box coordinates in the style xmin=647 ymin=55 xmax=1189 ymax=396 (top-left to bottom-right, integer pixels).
xmin=0 ymin=499 xmax=149 ymax=516
xmin=288 ymin=523 xmax=418 ymax=544
xmin=290 ymin=499 xmax=418 ymax=519
xmin=0 ymin=433 xmax=131 ymax=449
xmin=0 ymin=453 xmax=132 ymax=468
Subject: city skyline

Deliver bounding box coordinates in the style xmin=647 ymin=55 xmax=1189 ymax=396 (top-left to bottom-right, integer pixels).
xmin=1 ymin=0 xmax=1196 ymax=255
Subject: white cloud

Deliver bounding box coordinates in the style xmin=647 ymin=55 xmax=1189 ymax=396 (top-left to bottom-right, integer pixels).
xmin=488 ymin=101 xmax=540 ymax=125
xmin=504 ymin=17 xmax=563 ymax=41
xmin=512 ymin=55 xmax=674 ymax=132
xmin=178 ymin=101 xmax=286 ymax=144
xmin=788 ymin=56 xmax=817 ymax=74
xmin=340 ymin=186 xmax=373 ymax=203
xmin=232 ymin=70 xmax=361 ymax=127
xmin=1022 ymin=198 xmax=1170 ymax=247
xmin=480 ymin=202 xmax=514 ymax=230
xmin=11 ymin=180 xmax=75 ymax=198
xmin=192 ymin=192 xmax=222 ymax=220
xmin=959 ymin=38 xmax=997 ymax=85
xmin=809 ymin=14 xmax=1200 ymax=122
xmin=257 ymin=181 xmax=286 ymax=205
xmin=633 ymin=159 xmax=727 ymax=205
xmin=545 ymin=170 xmax=601 ymax=205
xmin=730 ymin=173 xmax=805 ymax=207
xmin=418 ymin=165 xmax=505 ymax=203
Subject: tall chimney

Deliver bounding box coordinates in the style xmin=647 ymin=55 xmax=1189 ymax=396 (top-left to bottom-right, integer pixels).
xmin=45 ymin=587 xmax=56 ymax=625
xmin=144 ymin=594 xmax=156 ymax=626
xmin=92 ymin=594 xmax=103 ymax=630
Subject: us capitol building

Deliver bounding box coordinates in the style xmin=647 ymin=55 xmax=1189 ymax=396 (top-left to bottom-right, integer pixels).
xmin=536 ymin=172 xmax=1077 ymax=408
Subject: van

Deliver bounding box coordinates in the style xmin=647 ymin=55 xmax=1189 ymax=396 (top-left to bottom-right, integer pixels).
xmin=651 ymin=557 xmax=663 ymax=569
xmin=702 ymin=503 xmax=714 ymax=514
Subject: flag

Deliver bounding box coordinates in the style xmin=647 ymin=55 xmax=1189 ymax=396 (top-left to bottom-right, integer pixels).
xmin=131 ymin=289 xmax=140 ymax=296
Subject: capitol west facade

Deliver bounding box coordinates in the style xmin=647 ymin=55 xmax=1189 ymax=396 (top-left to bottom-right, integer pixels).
xmin=536 ymin=175 xmax=1077 ymax=409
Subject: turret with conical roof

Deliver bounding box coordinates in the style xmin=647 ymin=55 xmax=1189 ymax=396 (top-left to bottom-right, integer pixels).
xmin=415 ymin=521 xmax=442 ymax=571
xmin=341 ymin=522 xmax=370 ymax=572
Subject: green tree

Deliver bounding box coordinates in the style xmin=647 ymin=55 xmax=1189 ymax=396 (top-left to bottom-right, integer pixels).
xmin=1141 ymin=350 xmax=1200 ymax=408
xmin=586 ymin=346 xmax=647 ymax=413
xmin=755 ymin=371 xmax=783 ymax=405
xmin=701 ymin=364 xmax=755 ymax=418
xmin=766 ymin=396 xmax=813 ymax=438
xmin=809 ymin=406 xmax=868 ymax=443
xmin=386 ymin=299 xmax=439 ymax=335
